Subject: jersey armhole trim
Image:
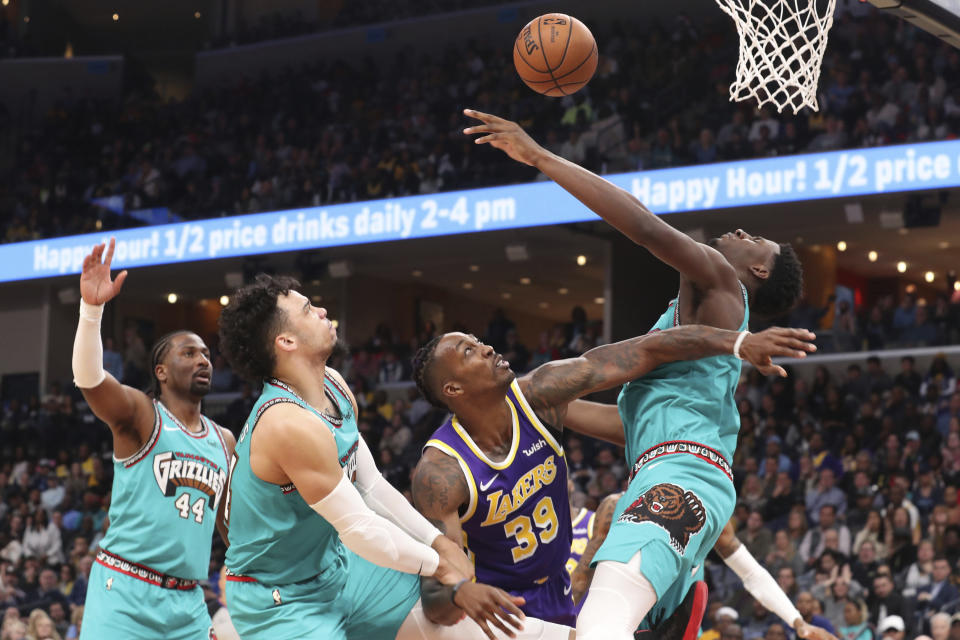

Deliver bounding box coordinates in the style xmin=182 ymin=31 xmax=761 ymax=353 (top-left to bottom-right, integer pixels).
xmin=424 ymin=440 xmax=478 ymax=523
xmin=114 ymin=402 xmax=161 ymax=467
xmin=509 ymin=379 xmax=564 ymax=457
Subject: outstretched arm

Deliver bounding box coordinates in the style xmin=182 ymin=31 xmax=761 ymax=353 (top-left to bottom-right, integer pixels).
xmin=570 ymin=492 xmax=621 ymax=604
xmin=412 ymin=448 xmax=526 ymax=639
xmin=563 ymin=400 xmax=625 ymax=447
xmin=73 ymin=238 xmax=154 ymax=459
xmin=464 ymin=110 xmax=740 ymax=297
xmin=519 ymin=326 xmax=815 ymax=425
xmin=715 ymin=522 xmax=838 ymax=640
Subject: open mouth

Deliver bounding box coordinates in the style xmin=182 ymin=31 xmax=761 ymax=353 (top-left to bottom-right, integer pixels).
xmin=194 ymin=371 xmax=211 ymax=383
xmin=495 ymin=354 xmax=510 ymax=369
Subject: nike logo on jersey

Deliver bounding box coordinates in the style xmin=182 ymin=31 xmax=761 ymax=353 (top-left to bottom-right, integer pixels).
xmin=479 ymin=474 xmax=499 ymax=492
xmin=523 ymin=439 xmax=547 ymax=456
xmin=564 ymin=582 xmax=572 ymax=596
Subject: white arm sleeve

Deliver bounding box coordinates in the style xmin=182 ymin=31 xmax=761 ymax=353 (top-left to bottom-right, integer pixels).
xmin=312 ymin=474 xmax=439 ymax=576
xmin=72 ymin=301 xmax=106 ymax=389
xmin=725 ymin=544 xmax=802 ymax=627
xmin=354 ymin=438 xmax=442 ymax=545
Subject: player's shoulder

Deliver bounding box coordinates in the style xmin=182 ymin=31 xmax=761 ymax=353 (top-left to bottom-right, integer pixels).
xmin=323 ymin=366 xmax=350 ymax=389
xmin=411 ymin=445 xmax=470 ymax=512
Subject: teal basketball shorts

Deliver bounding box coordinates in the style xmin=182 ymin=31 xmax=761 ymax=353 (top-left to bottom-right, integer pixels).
xmin=80 ymin=555 xmax=212 ymax=640
xmin=592 ymin=444 xmax=736 ymax=629
xmin=226 ymin=549 xmax=420 ymax=640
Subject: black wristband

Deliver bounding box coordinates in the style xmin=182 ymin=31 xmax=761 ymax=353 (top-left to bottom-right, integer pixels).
xmin=450 ymin=578 xmax=470 ymax=604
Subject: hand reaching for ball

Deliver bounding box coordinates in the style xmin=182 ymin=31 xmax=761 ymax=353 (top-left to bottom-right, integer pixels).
xmin=463 ymin=110 xmax=547 ymax=167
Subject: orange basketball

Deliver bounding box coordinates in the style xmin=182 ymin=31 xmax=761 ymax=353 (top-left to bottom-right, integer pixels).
xmin=513 ymin=14 xmax=598 ymax=97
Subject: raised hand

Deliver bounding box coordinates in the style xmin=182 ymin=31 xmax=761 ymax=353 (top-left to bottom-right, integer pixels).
xmin=463 ymin=109 xmax=547 ymax=167
xmin=79 ymin=238 xmax=128 ymax=306
xmin=739 ymin=328 xmax=817 ymax=377
xmin=453 ymin=582 xmax=526 ymax=640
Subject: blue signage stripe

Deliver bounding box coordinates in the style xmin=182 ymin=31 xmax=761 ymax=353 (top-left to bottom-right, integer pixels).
xmin=4 ymin=140 xmax=960 ymax=283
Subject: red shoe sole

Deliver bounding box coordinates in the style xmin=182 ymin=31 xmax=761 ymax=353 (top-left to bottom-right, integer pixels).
xmin=681 ymin=581 xmax=709 ymax=640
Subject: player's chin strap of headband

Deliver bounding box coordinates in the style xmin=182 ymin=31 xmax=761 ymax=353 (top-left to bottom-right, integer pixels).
xmin=732 ymin=331 xmax=751 ymax=361
xmin=73 ymin=300 xmax=107 ymax=389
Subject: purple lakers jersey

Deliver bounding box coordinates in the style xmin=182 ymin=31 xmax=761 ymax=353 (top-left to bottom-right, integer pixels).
xmin=425 ymin=379 xmax=572 ymax=595
xmin=566 ymin=507 xmax=595 ymax=576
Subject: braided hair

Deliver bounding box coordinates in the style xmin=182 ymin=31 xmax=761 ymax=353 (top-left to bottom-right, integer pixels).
xmin=147 ymin=330 xmax=193 ymax=398
xmin=411 ymin=335 xmax=446 ymax=409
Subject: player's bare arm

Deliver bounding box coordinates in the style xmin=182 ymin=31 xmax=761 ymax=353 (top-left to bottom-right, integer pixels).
xmin=519 ymin=325 xmax=815 ymax=427
xmin=464 ymin=109 xmax=745 ymax=328
xmin=73 ymin=238 xmax=154 ymax=458
xmin=252 ymin=403 xmax=463 ymax=584
xmin=569 ymin=492 xmax=620 ymax=604
xmin=412 ymin=448 xmax=527 ymax=639
xmin=215 ymin=427 xmax=237 ymax=546
xmin=563 ymin=400 xmax=625 ymax=447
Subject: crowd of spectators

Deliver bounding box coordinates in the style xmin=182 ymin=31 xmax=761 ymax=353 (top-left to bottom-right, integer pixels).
xmin=787 ymin=292 xmax=960 ymax=352
xmin=4 ymin=3 xmax=960 ymax=244
xmin=2 ymin=296 xmax=960 ymax=638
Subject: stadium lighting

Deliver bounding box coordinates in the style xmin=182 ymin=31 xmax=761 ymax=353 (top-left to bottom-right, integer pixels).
xmin=925 ymin=271 xmax=935 ymax=283
xmin=538 ymin=302 xmax=549 ymax=309
xmin=112 ymin=13 xmax=119 ymax=21
xmin=868 ymin=251 xmax=878 ymax=262
xmin=219 ymin=296 xmax=229 ymax=306
xmin=836 ymin=241 xmax=847 ymax=252
xmin=558 ymin=288 xmax=568 ymax=295
xmin=576 ymin=255 xmax=587 ymax=266
xmin=194 ymin=11 xmax=202 ymax=18
xmin=955 ymin=282 xmax=960 ymax=292
xmin=520 ymin=277 xmax=531 ymax=285
xmin=167 ymin=293 xmax=178 ymax=304
xmin=462 ymin=282 xmax=473 ymax=290
xmin=1 ymin=1 xmax=9 ymax=7
xmin=594 ymin=297 xmax=605 ymax=304
xmin=469 ymin=265 xmax=479 ymax=272
xmin=897 ymin=261 xmax=907 ymax=273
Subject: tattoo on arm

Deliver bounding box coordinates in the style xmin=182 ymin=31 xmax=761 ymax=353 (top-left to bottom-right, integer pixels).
xmin=571 ymin=494 xmax=620 ymax=599
xmin=522 ymin=324 xmax=733 ymax=416
xmin=412 ymin=450 xmax=469 ymax=623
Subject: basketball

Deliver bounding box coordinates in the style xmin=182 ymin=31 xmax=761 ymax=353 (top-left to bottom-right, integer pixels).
xmin=513 ymin=13 xmax=598 ymax=97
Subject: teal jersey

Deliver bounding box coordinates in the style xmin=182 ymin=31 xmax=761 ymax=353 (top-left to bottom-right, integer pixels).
xmin=99 ymin=400 xmax=230 ymax=580
xmin=224 ymin=374 xmax=358 ymax=585
xmin=617 ymin=284 xmax=748 ymax=468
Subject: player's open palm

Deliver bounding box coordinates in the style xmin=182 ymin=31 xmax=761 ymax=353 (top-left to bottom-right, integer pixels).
xmin=80 ymin=237 xmax=128 ymax=306
xmin=463 ymin=109 xmax=544 ymax=167
xmin=453 ymin=582 xmax=526 ymax=640
xmin=739 ymin=328 xmax=817 ymax=377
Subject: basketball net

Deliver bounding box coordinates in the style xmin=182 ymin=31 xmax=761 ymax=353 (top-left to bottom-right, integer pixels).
xmin=715 ymin=0 xmax=837 ymax=113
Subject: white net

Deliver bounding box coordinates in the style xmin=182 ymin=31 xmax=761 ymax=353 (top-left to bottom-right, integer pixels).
xmin=715 ymin=0 xmax=837 ymax=113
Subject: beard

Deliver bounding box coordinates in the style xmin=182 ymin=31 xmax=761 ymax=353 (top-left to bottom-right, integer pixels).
xmin=189 ymin=379 xmax=211 ymax=397
xmin=706 ymin=237 xmax=720 ymax=248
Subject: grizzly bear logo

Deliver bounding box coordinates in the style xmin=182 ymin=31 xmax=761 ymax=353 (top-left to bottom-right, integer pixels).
xmin=617 ymin=483 xmax=706 ymax=553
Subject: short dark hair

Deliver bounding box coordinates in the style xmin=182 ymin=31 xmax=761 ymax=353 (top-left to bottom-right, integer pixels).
xmin=148 ymin=330 xmax=193 ymax=398
xmin=751 ymin=243 xmax=803 ymax=319
xmin=412 ymin=335 xmax=446 ymax=409
xmin=218 ymin=274 xmax=300 ymax=383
